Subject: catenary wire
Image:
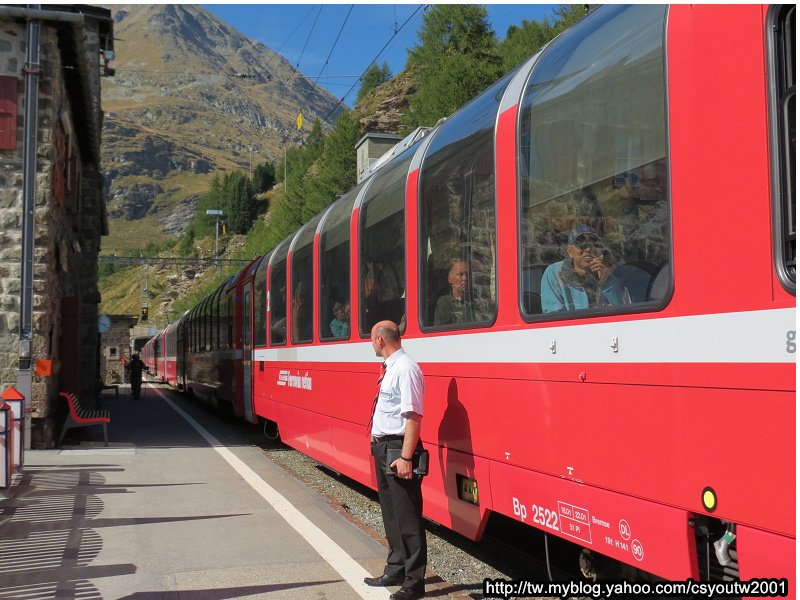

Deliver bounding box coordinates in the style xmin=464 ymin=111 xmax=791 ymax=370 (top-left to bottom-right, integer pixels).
xmin=298 ymin=5 xmax=354 ymax=118
xmin=324 ymin=4 xmax=426 ymax=120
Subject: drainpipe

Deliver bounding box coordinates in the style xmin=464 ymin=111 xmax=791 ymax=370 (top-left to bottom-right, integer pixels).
xmin=17 ymin=4 xmax=43 ymax=454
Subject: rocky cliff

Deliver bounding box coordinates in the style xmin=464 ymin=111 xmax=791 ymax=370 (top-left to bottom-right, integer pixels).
xmin=101 ymin=4 xmax=344 ymax=250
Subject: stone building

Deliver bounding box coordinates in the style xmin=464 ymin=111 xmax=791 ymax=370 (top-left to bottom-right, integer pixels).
xmin=98 ymin=314 xmax=138 ymax=385
xmin=0 ymin=6 xmax=114 ymax=447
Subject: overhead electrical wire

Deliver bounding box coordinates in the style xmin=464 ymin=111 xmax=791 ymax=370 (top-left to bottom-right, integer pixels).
xmin=324 ymin=4 xmax=426 ymax=120
xmin=275 ymin=4 xmax=318 ymax=56
xmin=298 ymin=5 xmax=354 ymax=118
xmin=294 ymin=5 xmax=324 ymax=71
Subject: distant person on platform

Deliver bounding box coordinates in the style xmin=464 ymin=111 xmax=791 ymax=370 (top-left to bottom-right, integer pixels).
xmin=126 ymin=354 xmax=145 ymax=400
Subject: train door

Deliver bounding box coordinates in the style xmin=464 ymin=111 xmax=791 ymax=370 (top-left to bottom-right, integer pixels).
xmin=242 ymin=282 xmax=254 ymax=423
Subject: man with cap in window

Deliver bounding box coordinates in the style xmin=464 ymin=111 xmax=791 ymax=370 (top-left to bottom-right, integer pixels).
xmin=541 ymin=224 xmax=626 ymax=313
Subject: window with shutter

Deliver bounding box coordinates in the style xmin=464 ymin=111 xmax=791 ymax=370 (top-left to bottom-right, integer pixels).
xmin=0 ymin=76 xmax=19 ymax=150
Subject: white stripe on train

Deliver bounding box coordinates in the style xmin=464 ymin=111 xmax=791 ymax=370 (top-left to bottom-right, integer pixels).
xmin=252 ymin=308 xmax=796 ymax=364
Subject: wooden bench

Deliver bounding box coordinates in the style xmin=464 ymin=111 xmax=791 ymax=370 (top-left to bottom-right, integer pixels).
xmin=57 ymin=391 xmax=111 ymax=447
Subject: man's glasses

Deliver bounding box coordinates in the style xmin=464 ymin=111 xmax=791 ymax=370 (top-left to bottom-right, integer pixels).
xmin=570 ymin=236 xmax=600 ymax=251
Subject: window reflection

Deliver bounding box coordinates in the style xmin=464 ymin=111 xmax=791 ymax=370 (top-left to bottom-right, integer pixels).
xmin=519 ymin=5 xmax=670 ymax=317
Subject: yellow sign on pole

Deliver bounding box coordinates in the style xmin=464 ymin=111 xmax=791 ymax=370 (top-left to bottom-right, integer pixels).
xmin=296 ymin=113 xmax=303 ymax=130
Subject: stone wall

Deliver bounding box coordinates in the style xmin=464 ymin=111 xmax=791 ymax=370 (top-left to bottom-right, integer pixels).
xmin=99 ymin=315 xmax=137 ymax=384
xmin=0 ymin=13 xmax=110 ymax=447
xmin=0 ymin=22 xmax=27 ymax=390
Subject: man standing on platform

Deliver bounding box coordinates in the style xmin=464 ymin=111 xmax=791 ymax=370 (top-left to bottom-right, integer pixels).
xmin=125 ymin=354 xmax=145 ymax=400
xmin=364 ymin=320 xmax=427 ymax=600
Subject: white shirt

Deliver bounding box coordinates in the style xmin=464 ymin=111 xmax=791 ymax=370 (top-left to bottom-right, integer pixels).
xmin=371 ymin=348 xmax=424 ymax=437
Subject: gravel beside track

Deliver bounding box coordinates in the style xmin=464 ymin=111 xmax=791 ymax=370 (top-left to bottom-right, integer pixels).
xmin=258 ymin=436 xmax=548 ymax=599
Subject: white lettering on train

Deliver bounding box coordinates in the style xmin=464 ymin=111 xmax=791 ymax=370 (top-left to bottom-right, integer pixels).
xmin=278 ymin=370 xmax=312 ymax=390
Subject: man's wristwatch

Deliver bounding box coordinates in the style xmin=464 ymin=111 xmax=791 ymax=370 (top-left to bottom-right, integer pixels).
xmin=399 ymin=455 xmax=413 ymax=462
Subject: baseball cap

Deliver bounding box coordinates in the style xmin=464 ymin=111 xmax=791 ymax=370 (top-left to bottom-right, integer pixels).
xmin=568 ymin=224 xmax=597 ymax=245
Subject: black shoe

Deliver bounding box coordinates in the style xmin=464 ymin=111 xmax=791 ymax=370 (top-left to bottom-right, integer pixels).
xmin=364 ymin=574 xmax=404 ymax=587
xmin=389 ymin=588 xmax=425 ymax=600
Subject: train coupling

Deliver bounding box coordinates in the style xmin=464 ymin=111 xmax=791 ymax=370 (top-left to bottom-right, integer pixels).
xmin=713 ymin=523 xmax=736 ymax=567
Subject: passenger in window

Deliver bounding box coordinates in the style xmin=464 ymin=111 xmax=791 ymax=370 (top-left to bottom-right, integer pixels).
xmin=291 ymin=282 xmax=311 ymax=342
xmin=364 ymin=261 xmax=401 ymax=304
xmin=617 ymin=162 xmax=667 ymax=237
xmin=330 ymin=302 xmax=349 ymax=339
xmin=541 ymin=225 xmax=625 ymax=313
xmin=342 ymin=303 xmax=351 ymax=337
xmin=433 ymin=259 xmax=475 ymax=326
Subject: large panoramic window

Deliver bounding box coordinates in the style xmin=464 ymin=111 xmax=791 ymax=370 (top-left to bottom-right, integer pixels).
xmin=518 ymin=4 xmax=670 ymax=318
xmin=253 ymin=254 xmax=269 ymax=347
xmin=419 ymin=72 xmax=513 ymax=330
xmin=291 ymin=214 xmax=322 ymax=344
xmin=269 ymin=240 xmax=290 ymax=346
xmin=359 ymin=152 xmax=412 ymax=336
xmin=770 ymin=4 xmax=796 ymax=290
xmin=319 ymin=186 xmax=361 ymax=341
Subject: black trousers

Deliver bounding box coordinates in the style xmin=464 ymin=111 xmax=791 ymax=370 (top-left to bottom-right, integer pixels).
xmin=371 ymin=437 xmax=427 ymax=591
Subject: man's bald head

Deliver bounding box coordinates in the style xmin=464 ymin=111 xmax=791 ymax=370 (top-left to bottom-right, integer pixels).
xmin=371 ymin=320 xmax=402 ymax=358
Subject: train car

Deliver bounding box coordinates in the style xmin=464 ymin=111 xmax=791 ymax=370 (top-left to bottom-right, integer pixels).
xmin=176 ymin=4 xmax=795 ymax=590
xmin=160 ymin=320 xmax=179 ymax=387
xmin=180 ymin=261 xmax=264 ymax=416
xmin=140 ymin=333 xmax=158 ymax=375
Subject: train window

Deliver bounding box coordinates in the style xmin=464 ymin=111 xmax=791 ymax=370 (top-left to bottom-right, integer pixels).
xmin=215 ymin=287 xmax=222 ymax=350
xmin=359 ymin=151 xmax=414 ymax=337
xmin=225 ymin=294 xmax=232 ymax=348
xmin=770 ymin=5 xmax=796 ymax=291
xmin=217 ymin=287 xmax=225 ymax=350
xmin=207 ymin=293 xmax=214 ymax=351
xmin=253 ymin=254 xmax=270 ymax=347
xmin=319 ymin=186 xmax=362 ymax=341
xmin=269 ymin=239 xmax=290 ymax=346
xmin=199 ymin=299 xmax=205 ymax=352
xmin=243 ymin=290 xmax=251 ymax=346
xmin=211 ymin=288 xmax=219 ymax=351
xmin=291 ymin=213 xmax=323 ymax=344
xmin=216 ymin=285 xmax=225 ymax=350
xmin=189 ymin=308 xmax=195 ymax=353
xmin=206 ymin=294 xmax=213 ymax=352
xmin=203 ymin=297 xmax=210 ymax=351
xmin=518 ymin=5 xmax=670 ymax=318
xmin=419 ymin=73 xmax=513 ymax=330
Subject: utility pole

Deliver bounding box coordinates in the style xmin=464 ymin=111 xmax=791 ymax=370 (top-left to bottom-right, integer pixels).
xmin=206 ymin=209 xmax=223 ymax=273
xmin=141 ymin=261 xmax=149 ymax=324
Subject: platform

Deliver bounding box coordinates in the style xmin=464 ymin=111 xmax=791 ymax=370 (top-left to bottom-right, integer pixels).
xmin=0 ymin=384 xmax=450 ymax=599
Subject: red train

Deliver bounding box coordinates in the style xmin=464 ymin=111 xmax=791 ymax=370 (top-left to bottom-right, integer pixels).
xmin=143 ymin=5 xmax=795 ymax=591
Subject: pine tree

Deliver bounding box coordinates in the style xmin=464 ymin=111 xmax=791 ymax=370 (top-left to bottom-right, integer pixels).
xmin=225 ymin=172 xmax=255 ymax=235
xmin=252 ymin=162 xmax=276 ymax=193
xmin=357 ymin=62 xmax=392 ymax=104
xmin=404 ymin=5 xmax=501 ymax=128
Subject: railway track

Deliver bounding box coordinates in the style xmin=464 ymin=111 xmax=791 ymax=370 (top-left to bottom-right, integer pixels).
xmin=252 ymin=428 xmax=579 ymax=599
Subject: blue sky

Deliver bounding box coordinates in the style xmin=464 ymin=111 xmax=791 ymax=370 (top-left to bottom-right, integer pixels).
xmin=205 ymin=4 xmax=557 ymax=108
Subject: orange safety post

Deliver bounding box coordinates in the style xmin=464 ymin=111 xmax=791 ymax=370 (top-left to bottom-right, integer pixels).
xmin=2 ymin=386 xmax=24 ymax=471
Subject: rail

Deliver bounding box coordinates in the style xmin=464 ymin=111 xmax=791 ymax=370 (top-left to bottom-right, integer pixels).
xmin=99 ymin=255 xmax=254 ymax=267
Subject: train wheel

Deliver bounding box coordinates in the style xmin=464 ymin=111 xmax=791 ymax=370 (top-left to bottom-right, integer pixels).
xmin=263 ymin=419 xmax=279 ymax=440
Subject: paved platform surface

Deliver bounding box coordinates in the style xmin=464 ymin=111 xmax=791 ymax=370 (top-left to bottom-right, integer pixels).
xmin=0 ymin=383 xmax=451 ymax=599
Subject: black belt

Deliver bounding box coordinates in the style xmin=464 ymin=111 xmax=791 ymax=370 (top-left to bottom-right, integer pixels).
xmin=371 ymin=434 xmax=404 ymax=444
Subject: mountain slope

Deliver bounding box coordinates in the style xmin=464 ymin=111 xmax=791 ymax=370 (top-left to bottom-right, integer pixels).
xmin=101 ymin=4 xmax=343 ymax=250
